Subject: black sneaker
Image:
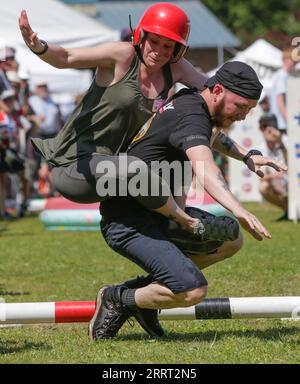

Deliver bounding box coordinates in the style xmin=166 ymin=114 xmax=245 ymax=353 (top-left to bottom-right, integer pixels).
xmin=120 ymin=280 xmax=164 ymax=337
xmin=133 ymin=308 xmax=164 ymax=337
xmin=193 ymin=215 xmax=239 ymax=242
xmin=88 ymin=286 xmax=130 ymax=340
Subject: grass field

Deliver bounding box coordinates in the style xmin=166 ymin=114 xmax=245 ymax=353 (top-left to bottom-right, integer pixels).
xmin=0 ymin=202 xmax=299 ymax=364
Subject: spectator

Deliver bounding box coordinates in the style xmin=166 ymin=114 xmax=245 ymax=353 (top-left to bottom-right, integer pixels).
xmin=0 ymin=89 xmax=27 ymax=217
xmin=0 ymin=89 xmax=29 ymax=218
xmin=28 ymin=82 xmax=62 ymax=196
xmin=0 ymin=90 xmax=19 ymax=150
xmin=258 ymin=113 xmax=288 ymax=221
xmin=269 ymin=47 xmax=297 ymax=143
xmin=5 ymin=71 xmax=23 ymax=118
xmin=0 ymin=46 xmax=18 ymax=72
xmin=21 ymin=100 xmax=43 ymax=200
xmin=0 ymin=46 xmax=15 ymax=94
xmin=29 ymin=83 xmax=62 ymax=140
xmin=0 ymin=108 xmax=9 ymax=218
xmin=258 ymin=93 xmax=270 ymax=114
xmin=18 ymin=70 xmax=31 ymax=107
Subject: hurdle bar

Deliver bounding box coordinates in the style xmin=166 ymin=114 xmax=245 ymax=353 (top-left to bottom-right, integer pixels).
xmin=1 ymin=297 xmax=300 ymax=325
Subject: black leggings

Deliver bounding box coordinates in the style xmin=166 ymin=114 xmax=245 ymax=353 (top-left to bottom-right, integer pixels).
xmin=51 ymin=154 xmax=170 ymax=210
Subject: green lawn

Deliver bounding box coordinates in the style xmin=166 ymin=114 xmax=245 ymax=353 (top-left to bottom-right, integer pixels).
xmin=0 ymin=203 xmax=299 ymax=364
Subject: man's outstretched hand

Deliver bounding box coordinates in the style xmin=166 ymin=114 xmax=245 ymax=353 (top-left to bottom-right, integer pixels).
xmin=246 ymin=154 xmax=288 ymax=178
xmin=232 ymin=206 xmax=272 ymax=241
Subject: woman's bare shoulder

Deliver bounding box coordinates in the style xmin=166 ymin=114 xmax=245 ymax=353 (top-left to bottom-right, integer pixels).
xmin=170 ymin=58 xmax=207 ymax=89
xmin=112 ymin=41 xmax=136 ymax=63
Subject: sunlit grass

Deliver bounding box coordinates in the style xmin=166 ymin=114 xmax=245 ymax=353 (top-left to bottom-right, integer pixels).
xmin=0 ymin=203 xmax=299 ymax=363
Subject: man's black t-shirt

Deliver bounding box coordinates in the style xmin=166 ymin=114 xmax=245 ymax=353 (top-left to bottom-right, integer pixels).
xmin=128 ymin=88 xmax=212 ymax=163
xmin=100 ymin=88 xmax=213 ymax=219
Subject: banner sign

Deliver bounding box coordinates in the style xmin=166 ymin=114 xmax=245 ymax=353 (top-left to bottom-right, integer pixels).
xmin=287 ymin=75 xmax=300 ymax=221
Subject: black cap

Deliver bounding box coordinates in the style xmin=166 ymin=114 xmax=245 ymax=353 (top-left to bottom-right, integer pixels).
xmin=205 ymin=61 xmax=263 ymax=100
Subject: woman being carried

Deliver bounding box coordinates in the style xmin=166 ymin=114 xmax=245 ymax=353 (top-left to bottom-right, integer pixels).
xmin=19 ymin=3 xmax=207 ymax=233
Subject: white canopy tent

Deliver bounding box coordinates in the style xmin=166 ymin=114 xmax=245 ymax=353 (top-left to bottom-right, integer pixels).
xmin=0 ymin=0 xmax=119 ymax=47
xmin=233 ymin=39 xmax=282 ymax=92
xmin=207 ymin=39 xmax=283 ymax=93
xmin=0 ymin=0 xmax=119 ymax=96
xmin=235 ymin=38 xmax=282 ymax=68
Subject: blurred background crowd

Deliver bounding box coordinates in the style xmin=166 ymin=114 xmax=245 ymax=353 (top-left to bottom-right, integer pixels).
xmin=0 ymin=46 xmax=82 ymax=219
xmin=1 ymin=0 xmax=299 ymax=221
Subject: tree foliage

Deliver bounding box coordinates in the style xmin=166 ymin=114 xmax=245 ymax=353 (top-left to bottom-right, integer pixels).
xmin=201 ymin=0 xmax=300 ymax=47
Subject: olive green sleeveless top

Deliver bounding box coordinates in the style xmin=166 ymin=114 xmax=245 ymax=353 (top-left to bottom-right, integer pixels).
xmin=31 ymin=55 xmax=173 ymax=166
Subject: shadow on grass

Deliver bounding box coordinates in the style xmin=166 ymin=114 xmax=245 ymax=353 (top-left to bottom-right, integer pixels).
xmin=166 ymin=327 xmax=300 ymax=343
xmin=0 ymin=340 xmax=51 ymax=355
xmin=0 ymin=285 xmax=31 ymax=296
xmin=117 ymin=327 xmax=300 ymax=343
xmin=0 ymin=231 xmax=36 ymax=237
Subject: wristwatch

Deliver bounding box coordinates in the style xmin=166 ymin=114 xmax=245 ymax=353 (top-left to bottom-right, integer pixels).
xmin=242 ymin=149 xmax=263 ymax=164
xmin=30 ymin=40 xmax=49 ymax=56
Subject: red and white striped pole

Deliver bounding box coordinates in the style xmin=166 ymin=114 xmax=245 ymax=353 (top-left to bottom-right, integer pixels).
xmin=0 ymin=301 xmax=95 ymax=324
xmin=1 ymin=297 xmax=300 ymax=325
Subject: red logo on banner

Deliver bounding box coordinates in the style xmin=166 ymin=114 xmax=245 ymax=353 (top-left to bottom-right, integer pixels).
xmin=242 ymin=169 xmax=252 ymax=177
xmin=242 ymin=138 xmax=252 ymax=148
xmin=242 ymin=183 xmax=252 ymax=192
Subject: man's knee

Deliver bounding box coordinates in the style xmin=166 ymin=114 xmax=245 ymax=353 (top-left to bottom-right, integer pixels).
xmin=180 ymin=285 xmax=208 ymax=307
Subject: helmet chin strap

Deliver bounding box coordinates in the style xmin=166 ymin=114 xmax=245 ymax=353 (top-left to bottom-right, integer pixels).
xmin=129 ymin=14 xmax=146 ymax=65
xmin=134 ymin=46 xmax=147 ymax=66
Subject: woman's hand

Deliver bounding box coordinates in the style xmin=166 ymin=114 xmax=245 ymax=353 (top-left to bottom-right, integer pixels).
xmin=19 ymin=10 xmax=44 ymax=53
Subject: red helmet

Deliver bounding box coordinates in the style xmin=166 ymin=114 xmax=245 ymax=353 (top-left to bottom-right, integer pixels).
xmin=133 ymin=2 xmax=190 ymax=62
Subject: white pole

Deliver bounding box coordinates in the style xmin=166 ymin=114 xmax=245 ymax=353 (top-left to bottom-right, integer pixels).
xmin=229 ymin=297 xmax=300 ymax=319
xmin=0 ymin=302 xmax=55 ymax=324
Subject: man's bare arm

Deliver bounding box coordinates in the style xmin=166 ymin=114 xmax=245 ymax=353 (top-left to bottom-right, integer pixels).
xmin=212 ymin=131 xmax=246 ymax=160
xmin=186 ymin=145 xmax=271 ymax=241
xmin=213 ymin=131 xmax=288 ymax=177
